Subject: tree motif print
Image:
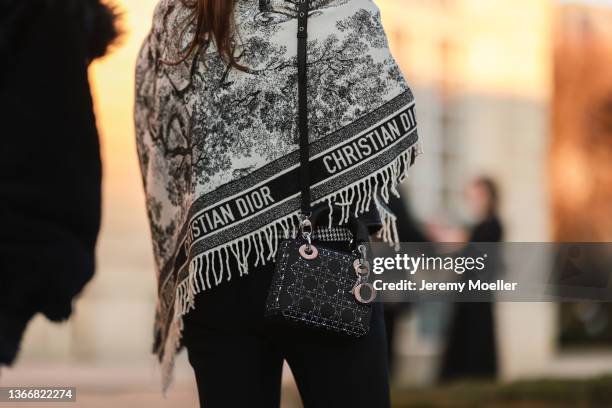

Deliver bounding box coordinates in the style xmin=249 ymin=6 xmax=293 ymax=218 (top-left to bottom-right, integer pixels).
xmin=135 ymin=0 xmax=411 ymax=270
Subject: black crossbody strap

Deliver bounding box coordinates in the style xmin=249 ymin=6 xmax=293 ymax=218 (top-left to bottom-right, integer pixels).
xmin=297 ymin=0 xmax=310 ymax=214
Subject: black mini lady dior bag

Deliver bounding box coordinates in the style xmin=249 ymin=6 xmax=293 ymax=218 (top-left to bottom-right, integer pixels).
xmin=264 ymin=0 xmax=377 ymax=338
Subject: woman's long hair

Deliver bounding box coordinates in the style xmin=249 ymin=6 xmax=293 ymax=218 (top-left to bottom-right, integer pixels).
xmin=178 ymin=0 xmax=241 ymax=68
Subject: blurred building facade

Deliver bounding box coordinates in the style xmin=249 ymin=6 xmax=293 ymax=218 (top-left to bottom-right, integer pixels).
xmin=551 ymin=3 xmax=612 ymax=242
xmin=552 ymin=2 xmax=612 ymax=371
xmin=378 ymin=0 xmax=555 ymax=384
xmin=8 ymin=0 xmax=612 ymax=393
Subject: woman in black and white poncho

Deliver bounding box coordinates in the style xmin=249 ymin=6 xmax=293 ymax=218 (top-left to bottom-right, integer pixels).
xmin=135 ymin=0 xmax=421 ymax=405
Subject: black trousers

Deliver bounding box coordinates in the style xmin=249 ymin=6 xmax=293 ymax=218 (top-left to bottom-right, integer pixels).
xmin=182 ymin=245 xmax=390 ymax=408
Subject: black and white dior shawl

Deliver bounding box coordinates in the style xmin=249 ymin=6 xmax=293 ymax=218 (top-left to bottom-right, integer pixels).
xmin=135 ymin=0 xmax=421 ymax=389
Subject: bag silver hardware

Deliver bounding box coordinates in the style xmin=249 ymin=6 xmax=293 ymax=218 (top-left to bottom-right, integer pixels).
xmin=299 ymin=214 xmax=315 ymax=254
xmin=353 ymin=282 xmax=377 ymax=304
xmin=299 ymin=243 xmax=318 ymax=260
xmin=351 ymin=245 xmax=377 ymax=304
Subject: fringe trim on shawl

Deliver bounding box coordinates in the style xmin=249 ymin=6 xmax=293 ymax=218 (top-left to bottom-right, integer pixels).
xmin=159 ymin=141 xmax=422 ymax=392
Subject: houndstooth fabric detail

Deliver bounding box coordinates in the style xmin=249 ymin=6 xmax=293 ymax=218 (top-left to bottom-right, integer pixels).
xmin=312 ymin=227 xmax=353 ymax=242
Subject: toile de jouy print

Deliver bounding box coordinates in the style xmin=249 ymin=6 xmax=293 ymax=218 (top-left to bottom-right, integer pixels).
xmin=135 ymin=0 xmax=421 ymax=389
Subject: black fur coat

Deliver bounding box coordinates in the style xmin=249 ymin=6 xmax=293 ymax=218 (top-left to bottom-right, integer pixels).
xmin=0 ymin=0 xmax=119 ymax=365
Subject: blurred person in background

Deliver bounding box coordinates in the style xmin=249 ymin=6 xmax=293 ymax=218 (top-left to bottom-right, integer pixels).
xmin=0 ymin=0 xmax=119 ymax=367
xmin=462 ymin=176 xmax=503 ymax=243
xmin=429 ymin=176 xmax=503 ymax=381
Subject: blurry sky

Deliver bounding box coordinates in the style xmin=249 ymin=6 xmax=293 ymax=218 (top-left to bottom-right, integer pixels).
xmin=561 ymin=0 xmax=612 ymax=5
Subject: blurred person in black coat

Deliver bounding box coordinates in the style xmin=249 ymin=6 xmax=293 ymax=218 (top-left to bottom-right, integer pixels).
xmin=438 ymin=176 xmax=503 ymax=381
xmin=0 ymin=0 xmax=119 ymax=366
